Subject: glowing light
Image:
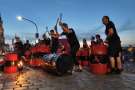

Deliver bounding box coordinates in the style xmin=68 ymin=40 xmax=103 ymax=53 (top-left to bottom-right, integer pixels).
xmin=16 ymin=16 xmax=23 ymax=21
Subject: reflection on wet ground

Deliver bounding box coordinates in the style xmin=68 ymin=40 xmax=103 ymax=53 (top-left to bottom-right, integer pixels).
xmin=0 ymin=62 xmax=135 ymax=90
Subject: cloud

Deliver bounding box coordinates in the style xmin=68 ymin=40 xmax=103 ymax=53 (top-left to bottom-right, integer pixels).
xmin=119 ymin=19 xmax=135 ymax=32
xmin=77 ymin=25 xmax=104 ymax=40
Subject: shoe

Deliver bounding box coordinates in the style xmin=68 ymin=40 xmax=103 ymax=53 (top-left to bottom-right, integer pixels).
xmin=75 ymin=68 xmax=82 ymax=72
xmin=115 ymin=69 xmax=122 ymax=74
xmin=107 ymin=68 xmax=116 ymax=75
xmin=77 ymin=69 xmax=82 ymax=72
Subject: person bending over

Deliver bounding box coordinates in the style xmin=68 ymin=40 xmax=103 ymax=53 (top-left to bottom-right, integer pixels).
xmin=102 ymin=16 xmax=122 ymax=74
xmin=60 ymin=22 xmax=82 ymax=71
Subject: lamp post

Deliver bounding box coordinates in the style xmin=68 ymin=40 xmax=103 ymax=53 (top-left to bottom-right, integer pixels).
xmin=16 ymin=16 xmax=39 ymax=39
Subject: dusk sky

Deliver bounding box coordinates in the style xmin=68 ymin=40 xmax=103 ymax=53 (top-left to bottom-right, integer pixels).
xmin=0 ymin=0 xmax=135 ymax=46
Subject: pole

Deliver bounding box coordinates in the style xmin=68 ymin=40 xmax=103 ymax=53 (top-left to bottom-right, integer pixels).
xmin=22 ymin=17 xmax=39 ymax=39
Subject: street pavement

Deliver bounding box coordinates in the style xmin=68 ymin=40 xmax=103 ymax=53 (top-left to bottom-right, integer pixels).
xmin=0 ymin=62 xmax=135 ymax=90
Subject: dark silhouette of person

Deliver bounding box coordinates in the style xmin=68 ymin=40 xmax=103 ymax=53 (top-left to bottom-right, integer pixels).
xmin=42 ymin=33 xmax=50 ymax=46
xmin=50 ymin=29 xmax=59 ymax=53
xmin=95 ymin=34 xmax=103 ymax=44
xmin=14 ymin=37 xmax=24 ymax=58
xmin=60 ymin=22 xmax=82 ymax=71
xmin=83 ymin=38 xmax=89 ymax=49
xmin=24 ymin=40 xmax=31 ymax=52
xmin=91 ymin=36 xmax=96 ymax=45
xmin=102 ymin=16 xmax=122 ymax=74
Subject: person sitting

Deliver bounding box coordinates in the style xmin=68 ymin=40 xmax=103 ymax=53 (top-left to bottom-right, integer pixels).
xmin=95 ymin=34 xmax=103 ymax=45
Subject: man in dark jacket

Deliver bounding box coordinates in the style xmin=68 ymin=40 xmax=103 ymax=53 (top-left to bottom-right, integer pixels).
xmin=60 ymin=22 xmax=82 ymax=71
xmin=102 ymin=16 xmax=122 ymax=74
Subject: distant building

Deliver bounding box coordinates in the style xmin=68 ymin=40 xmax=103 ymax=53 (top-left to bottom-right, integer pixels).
xmin=0 ymin=14 xmax=5 ymax=51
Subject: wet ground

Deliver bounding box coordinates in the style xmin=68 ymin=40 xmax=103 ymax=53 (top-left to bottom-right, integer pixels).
xmin=0 ymin=61 xmax=135 ymax=90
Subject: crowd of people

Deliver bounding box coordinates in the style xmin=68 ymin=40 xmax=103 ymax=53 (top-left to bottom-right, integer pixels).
xmin=12 ymin=16 xmax=123 ymax=74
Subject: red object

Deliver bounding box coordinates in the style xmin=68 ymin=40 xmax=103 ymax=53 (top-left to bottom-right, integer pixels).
xmin=90 ymin=63 xmax=108 ymax=75
xmin=82 ymin=60 xmax=89 ymax=66
xmin=91 ymin=44 xmax=108 ymax=55
xmin=4 ymin=53 xmax=18 ymax=74
xmin=59 ymin=39 xmax=71 ymax=55
xmin=25 ymin=51 xmax=31 ymax=59
xmin=4 ymin=66 xmax=17 ymax=74
xmin=31 ymin=44 xmax=50 ymax=54
xmin=29 ymin=58 xmax=44 ymax=67
xmin=80 ymin=49 xmax=89 ymax=56
xmin=107 ymin=64 xmax=111 ymax=73
xmin=0 ymin=61 xmax=4 ymax=64
xmin=76 ymin=50 xmax=81 ymax=56
xmin=31 ymin=47 xmax=37 ymax=53
xmin=77 ymin=49 xmax=89 ymax=67
xmin=4 ymin=53 xmax=18 ymax=61
xmin=77 ymin=49 xmax=89 ymax=56
xmin=79 ymin=60 xmax=89 ymax=66
xmin=37 ymin=44 xmax=50 ymax=53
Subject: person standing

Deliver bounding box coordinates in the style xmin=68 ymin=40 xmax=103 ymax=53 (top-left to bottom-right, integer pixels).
xmin=24 ymin=40 xmax=31 ymax=52
xmin=50 ymin=29 xmax=59 ymax=53
xmin=102 ymin=16 xmax=122 ymax=74
xmin=82 ymin=38 xmax=89 ymax=49
xmin=60 ymin=22 xmax=82 ymax=71
xmin=42 ymin=33 xmax=51 ymax=46
xmin=95 ymin=34 xmax=103 ymax=45
xmin=14 ymin=37 xmax=24 ymax=58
